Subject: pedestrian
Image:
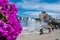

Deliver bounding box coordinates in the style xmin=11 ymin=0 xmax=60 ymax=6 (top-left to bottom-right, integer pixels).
xmin=52 ymin=27 xmax=54 ymax=31
xmin=40 ymin=28 xmax=43 ymax=35
xmin=48 ymin=28 xmax=51 ymax=33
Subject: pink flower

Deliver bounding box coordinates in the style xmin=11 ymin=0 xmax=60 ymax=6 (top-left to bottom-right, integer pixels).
xmin=0 ymin=0 xmax=22 ymax=40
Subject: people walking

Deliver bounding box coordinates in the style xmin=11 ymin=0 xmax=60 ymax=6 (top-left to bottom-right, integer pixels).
xmin=40 ymin=28 xmax=43 ymax=35
xmin=48 ymin=28 xmax=51 ymax=33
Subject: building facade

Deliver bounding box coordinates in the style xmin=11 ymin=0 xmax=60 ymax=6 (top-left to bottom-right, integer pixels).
xmin=39 ymin=11 xmax=49 ymax=21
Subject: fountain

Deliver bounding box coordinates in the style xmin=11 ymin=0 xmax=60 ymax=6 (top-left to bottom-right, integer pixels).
xmin=18 ymin=16 xmax=48 ymax=35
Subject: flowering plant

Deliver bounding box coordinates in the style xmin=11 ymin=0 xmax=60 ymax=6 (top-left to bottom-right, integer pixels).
xmin=0 ymin=0 xmax=22 ymax=40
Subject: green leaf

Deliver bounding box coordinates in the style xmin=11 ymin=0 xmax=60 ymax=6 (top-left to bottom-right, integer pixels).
xmin=0 ymin=12 xmax=3 ymax=19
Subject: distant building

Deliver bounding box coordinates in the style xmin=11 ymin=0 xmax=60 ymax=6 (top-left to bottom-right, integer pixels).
xmin=39 ymin=11 xmax=50 ymax=21
xmin=54 ymin=19 xmax=60 ymax=22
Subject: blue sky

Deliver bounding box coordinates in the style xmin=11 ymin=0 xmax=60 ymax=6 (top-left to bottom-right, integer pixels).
xmin=9 ymin=0 xmax=60 ymax=19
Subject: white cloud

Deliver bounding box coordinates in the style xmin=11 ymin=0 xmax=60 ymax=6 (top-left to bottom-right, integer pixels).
xmin=22 ymin=11 xmax=60 ymax=19
xmin=16 ymin=0 xmax=60 ymax=12
xmin=15 ymin=0 xmax=60 ymax=18
xmin=42 ymin=4 xmax=60 ymax=12
xmin=23 ymin=11 xmax=40 ymax=15
xmin=47 ymin=12 xmax=60 ymax=19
